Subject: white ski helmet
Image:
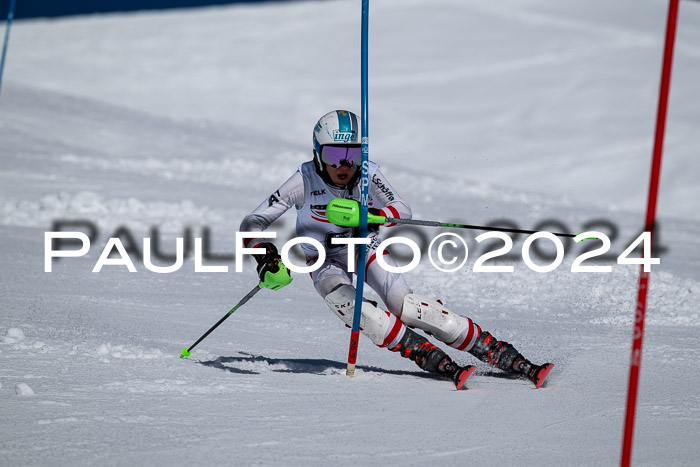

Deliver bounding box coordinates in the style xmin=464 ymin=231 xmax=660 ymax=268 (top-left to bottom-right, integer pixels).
xmin=312 ymin=110 xmax=361 ymax=173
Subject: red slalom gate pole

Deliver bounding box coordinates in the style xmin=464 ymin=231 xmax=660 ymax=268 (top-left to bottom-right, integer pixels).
xmin=620 ymin=0 xmax=679 ymax=465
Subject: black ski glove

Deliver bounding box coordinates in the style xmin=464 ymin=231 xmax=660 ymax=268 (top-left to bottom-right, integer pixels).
xmin=254 ymin=242 xmax=282 ymax=280
xmin=353 ymin=207 xmax=382 ymax=237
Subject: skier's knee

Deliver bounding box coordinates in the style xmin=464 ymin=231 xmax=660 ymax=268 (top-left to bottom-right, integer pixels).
xmin=315 ymin=274 xmax=351 ymax=299
xmin=324 ymin=284 xmax=405 ymax=348
xmin=324 ymin=284 xmax=356 ymax=326
xmin=400 ymin=294 xmax=479 ymax=351
xmin=384 ymin=285 xmax=411 ymax=317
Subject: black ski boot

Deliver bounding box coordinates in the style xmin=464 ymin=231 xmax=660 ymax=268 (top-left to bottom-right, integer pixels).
xmin=390 ymin=328 xmax=476 ymax=390
xmin=514 ymin=358 xmax=554 ymax=389
xmin=469 ymin=329 xmax=553 ymax=388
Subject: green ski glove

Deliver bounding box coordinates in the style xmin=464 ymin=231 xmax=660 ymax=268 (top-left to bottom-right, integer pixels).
xmin=255 ymin=243 xmax=292 ymax=291
xmin=326 ymin=198 xmax=387 ymax=227
xmin=259 ymin=262 xmax=293 ymax=290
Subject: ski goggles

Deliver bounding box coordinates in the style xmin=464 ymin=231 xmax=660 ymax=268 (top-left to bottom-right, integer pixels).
xmin=320 ymin=145 xmax=362 ymax=169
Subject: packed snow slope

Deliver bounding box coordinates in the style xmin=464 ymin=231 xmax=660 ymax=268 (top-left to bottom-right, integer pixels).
xmin=1 ymin=0 xmax=699 ymax=466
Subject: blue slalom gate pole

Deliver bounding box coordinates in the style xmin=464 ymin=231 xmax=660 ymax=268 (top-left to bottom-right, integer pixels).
xmin=346 ymin=0 xmax=370 ymax=377
xmin=0 ymin=0 xmax=17 ymax=98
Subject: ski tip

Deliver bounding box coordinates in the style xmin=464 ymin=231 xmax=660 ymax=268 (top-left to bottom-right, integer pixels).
xmin=180 ymin=348 xmax=191 ymax=359
xmin=455 ymin=365 xmax=477 ymax=390
xmin=534 ymin=363 xmax=554 ymax=389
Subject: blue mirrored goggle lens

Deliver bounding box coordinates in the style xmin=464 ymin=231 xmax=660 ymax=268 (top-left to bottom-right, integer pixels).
xmin=321 ymin=145 xmax=361 ymax=168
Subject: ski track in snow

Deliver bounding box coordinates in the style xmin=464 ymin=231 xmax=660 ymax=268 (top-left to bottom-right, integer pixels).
xmin=1 ymin=0 xmax=700 ymax=466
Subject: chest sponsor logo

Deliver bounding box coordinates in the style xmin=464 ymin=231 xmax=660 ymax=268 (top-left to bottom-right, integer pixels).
xmin=325 ymin=231 xmax=351 ymax=249
xmin=310 ymin=189 xmax=327 ymax=196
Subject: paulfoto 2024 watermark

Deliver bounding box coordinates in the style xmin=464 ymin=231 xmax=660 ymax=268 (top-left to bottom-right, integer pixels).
xmin=44 ymin=229 xmax=660 ymax=274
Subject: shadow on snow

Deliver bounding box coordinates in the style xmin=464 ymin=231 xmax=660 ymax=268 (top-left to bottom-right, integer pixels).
xmin=198 ymin=352 xmax=439 ymax=380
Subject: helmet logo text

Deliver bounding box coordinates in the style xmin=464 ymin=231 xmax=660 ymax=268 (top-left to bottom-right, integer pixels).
xmin=332 ymin=130 xmax=357 ymax=143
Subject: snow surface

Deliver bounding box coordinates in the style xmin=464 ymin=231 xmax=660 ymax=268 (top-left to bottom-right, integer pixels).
xmin=15 ymin=383 xmax=35 ymax=397
xmin=1 ymin=0 xmax=699 ymax=465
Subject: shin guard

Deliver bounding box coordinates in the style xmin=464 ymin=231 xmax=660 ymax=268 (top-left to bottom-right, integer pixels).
xmin=325 ymin=284 xmax=405 ymax=348
xmin=400 ymin=294 xmax=479 ymax=351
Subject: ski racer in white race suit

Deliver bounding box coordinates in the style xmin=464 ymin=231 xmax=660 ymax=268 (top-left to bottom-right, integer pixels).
xmin=240 ymin=110 xmax=553 ymax=389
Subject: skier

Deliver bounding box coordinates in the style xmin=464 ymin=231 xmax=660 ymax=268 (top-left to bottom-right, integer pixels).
xmin=240 ymin=110 xmax=553 ymax=389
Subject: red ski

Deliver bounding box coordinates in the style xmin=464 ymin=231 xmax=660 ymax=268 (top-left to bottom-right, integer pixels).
xmin=528 ymin=363 xmax=554 ymax=389
xmin=453 ymin=365 xmax=477 ymax=390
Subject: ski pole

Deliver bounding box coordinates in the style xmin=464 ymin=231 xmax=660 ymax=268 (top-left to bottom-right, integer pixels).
xmin=326 ymin=198 xmax=578 ymax=238
xmin=0 ymin=0 xmax=17 ymax=98
xmin=380 ymin=216 xmax=577 ymax=238
xmin=180 ymin=284 xmax=262 ymax=358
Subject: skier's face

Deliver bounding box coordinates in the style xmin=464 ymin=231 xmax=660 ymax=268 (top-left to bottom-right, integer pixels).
xmin=325 ymin=163 xmax=358 ymax=187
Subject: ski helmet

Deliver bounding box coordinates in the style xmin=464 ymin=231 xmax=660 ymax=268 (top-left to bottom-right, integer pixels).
xmin=312 ymin=110 xmax=361 ymax=175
